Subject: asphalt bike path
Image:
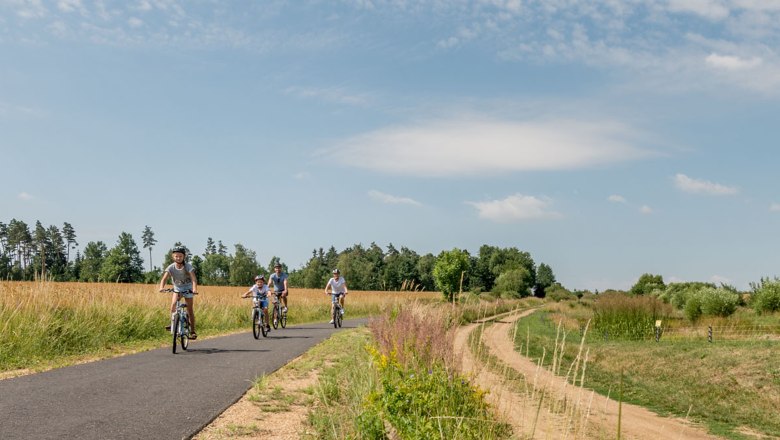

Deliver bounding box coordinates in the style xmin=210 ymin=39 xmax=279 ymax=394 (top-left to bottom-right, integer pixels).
xmin=0 ymin=317 xmax=368 ymax=440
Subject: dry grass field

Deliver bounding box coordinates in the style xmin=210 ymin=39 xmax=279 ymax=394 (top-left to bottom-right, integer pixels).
xmin=0 ymin=281 xmax=439 ymax=374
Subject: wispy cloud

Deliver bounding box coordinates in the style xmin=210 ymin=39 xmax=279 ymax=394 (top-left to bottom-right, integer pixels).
xmin=330 ymin=118 xmax=650 ymax=177
xmin=608 ymin=194 xmax=627 ymax=203
xmin=710 ymin=274 xmax=732 ymax=285
xmin=639 ymin=205 xmax=653 ymax=215
xmin=674 ymin=173 xmax=738 ymax=195
xmin=368 ymin=190 xmax=422 ymax=207
xmin=284 ymin=86 xmax=370 ymax=107
xmin=467 ymin=194 xmax=562 ymax=223
xmin=18 ymin=192 xmax=34 ymax=201
xmin=706 ymin=53 xmax=763 ymax=70
xmin=770 ymin=203 xmax=780 ymax=212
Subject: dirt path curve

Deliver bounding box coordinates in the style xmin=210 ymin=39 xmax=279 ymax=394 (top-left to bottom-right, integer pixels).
xmin=455 ymin=319 xmax=571 ymax=439
xmin=478 ymin=309 xmax=722 ymax=440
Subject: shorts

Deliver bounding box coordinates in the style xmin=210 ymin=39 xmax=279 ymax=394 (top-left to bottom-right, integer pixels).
xmin=253 ymin=297 xmax=269 ymax=308
xmin=174 ymin=289 xmax=195 ymax=299
xmin=331 ymin=292 xmax=345 ymax=303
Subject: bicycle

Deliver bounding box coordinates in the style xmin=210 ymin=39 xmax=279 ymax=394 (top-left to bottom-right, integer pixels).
xmin=161 ymin=288 xmax=196 ymax=354
xmin=271 ymin=293 xmax=287 ymax=329
xmin=247 ymin=297 xmax=269 ymax=339
xmin=331 ymin=294 xmax=343 ymax=329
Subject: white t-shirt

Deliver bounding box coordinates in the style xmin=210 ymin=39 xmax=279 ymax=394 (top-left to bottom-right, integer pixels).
xmin=327 ymin=277 xmax=347 ymax=294
xmin=250 ymin=284 xmax=269 ymax=298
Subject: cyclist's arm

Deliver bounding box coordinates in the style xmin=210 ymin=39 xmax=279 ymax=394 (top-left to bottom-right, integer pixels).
xmin=343 ymin=281 xmax=348 ymax=294
xmin=324 ymin=279 xmax=332 ymax=295
xmin=158 ymin=270 xmax=171 ymax=291
xmin=283 ymin=278 xmax=288 ymax=294
xmin=241 ymin=288 xmax=252 ymax=298
xmin=189 ymin=270 xmax=198 ymax=294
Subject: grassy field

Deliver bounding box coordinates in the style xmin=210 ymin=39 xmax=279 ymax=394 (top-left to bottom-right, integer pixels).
xmin=518 ymin=301 xmax=780 ymax=439
xmin=0 ymin=281 xmax=438 ymax=373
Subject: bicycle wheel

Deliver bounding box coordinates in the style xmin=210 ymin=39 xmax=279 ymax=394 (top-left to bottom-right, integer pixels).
xmin=261 ymin=313 xmax=268 ymax=338
xmin=272 ymin=304 xmax=279 ymax=329
xmin=252 ymin=309 xmax=261 ymax=339
xmin=281 ymin=309 xmax=287 ymax=328
xmin=180 ymin=315 xmax=189 ymax=350
xmin=332 ymin=307 xmax=338 ymax=329
xmin=337 ymin=308 xmax=343 ymax=328
xmin=172 ymin=314 xmax=180 ymax=354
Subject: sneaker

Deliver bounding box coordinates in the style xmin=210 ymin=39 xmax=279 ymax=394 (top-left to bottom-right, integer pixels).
xmin=329 ymin=319 xmax=334 ymax=324
xmin=266 ymin=326 xmax=271 ymax=332
xmin=190 ymin=332 xmax=198 ymax=340
xmin=340 ymin=308 xmax=345 ymax=316
xmin=282 ymin=307 xmax=287 ymax=312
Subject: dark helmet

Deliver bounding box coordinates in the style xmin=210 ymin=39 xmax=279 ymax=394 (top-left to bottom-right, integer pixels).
xmin=274 ymin=262 xmax=282 ymax=268
xmin=172 ymin=246 xmax=187 ymax=255
xmin=254 ymin=275 xmax=265 ymax=281
xmin=332 ymin=268 xmax=340 ymax=274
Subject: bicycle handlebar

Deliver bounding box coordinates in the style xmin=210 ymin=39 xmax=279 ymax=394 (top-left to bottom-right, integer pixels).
xmin=160 ymin=288 xmax=198 ymax=295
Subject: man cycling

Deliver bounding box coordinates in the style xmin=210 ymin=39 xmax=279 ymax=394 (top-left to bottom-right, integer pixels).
xmin=158 ymin=246 xmax=199 ymax=339
xmin=241 ymin=275 xmax=271 ymax=333
xmin=269 ymin=262 xmax=289 ymax=313
xmin=325 ymin=268 xmax=348 ymax=324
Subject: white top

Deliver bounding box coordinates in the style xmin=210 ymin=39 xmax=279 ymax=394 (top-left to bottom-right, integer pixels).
xmin=327 ymin=277 xmax=346 ymax=294
xmin=250 ymin=284 xmax=269 ymax=298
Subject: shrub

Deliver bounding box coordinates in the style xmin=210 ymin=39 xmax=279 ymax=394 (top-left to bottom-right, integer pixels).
xmin=492 ymin=268 xmax=531 ymax=298
xmin=750 ymin=278 xmax=780 ymax=314
xmin=699 ymin=287 xmax=739 ymax=317
xmin=684 ymin=293 xmax=703 ymax=322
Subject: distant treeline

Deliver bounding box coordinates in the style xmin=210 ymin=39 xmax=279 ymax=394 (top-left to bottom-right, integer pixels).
xmin=0 ymin=219 xmax=557 ymax=297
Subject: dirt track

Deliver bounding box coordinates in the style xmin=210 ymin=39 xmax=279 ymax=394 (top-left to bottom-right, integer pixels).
xmin=454 ymin=309 xmax=722 ymax=440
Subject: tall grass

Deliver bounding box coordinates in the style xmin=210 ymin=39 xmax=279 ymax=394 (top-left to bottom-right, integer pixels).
xmin=591 ymin=293 xmax=672 ymax=340
xmin=0 ymin=281 xmax=438 ymax=372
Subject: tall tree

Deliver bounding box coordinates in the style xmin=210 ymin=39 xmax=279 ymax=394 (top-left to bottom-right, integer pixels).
xmin=33 ymin=221 xmax=48 ymax=279
xmin=229 ymin=243 xmax=259 ymax=286
xmin=535 ymin=263 xmax=556 ymax=298
xmin=217 ymin=240 xmax=227 ymax=256
xmin=100 ymin=232 xmax=144 ymax=283
xmin=630 ymin=273 xmax=665 ymax=296
xmin=47 ymin=225 xmax=67 ymax=279
xmin=80 ymin=241 xmax=108 ymax=282
xmin=141 ymin=225 xmax=157 ymax=272
xmin=61 ymin=222 xmax=77 ymax=263
xmin=204 ymin=237 xmax=217 ymax=256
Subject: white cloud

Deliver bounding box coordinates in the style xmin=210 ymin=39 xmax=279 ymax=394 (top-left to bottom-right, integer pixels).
xmin=706 ymin=53 xmax=763 ymax=70
xmin=608 ymin=194 xmax=627 ymax=203
xmin=293 ymin=171 xmax=310 ymax=180
xmin=57 ymin=0 xmax=83 ymax=13
xmin=329 ymin=118 xmax=650 ymax=177
xmin=128 ymin=17 xmax=144 ymax=28
xmin=710 ymin=274 xmax=732 ymax=285
xmin=467 ymin=194 xmax=562 ymax=222
xmin=770 ymin=202 xmax=780 ymax=212
xmin=368 ymin=190 xmax=422 ymax=206
xmin=639 ymin=205 xmax=653 ymax=214
xmin=666 ymin=0 xmax=731 ymax=21
xmin=18 ymin=192 xmax=33 ymax=200
xmin=674 ymin=173 xmax=738 ymax=195
xmin=284 ymin=86 xmax=369 ymax=107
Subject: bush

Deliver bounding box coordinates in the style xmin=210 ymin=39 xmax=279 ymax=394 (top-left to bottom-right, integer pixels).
xmin=492 ymin=268 xmax=531 ymax=298
xmin=684 ymin=293 xmax=703 ymax=322
xmin=751 ymin=278 xmax=780 ymax=314
xmin=699 ymin=287 xmax=739 ymax=317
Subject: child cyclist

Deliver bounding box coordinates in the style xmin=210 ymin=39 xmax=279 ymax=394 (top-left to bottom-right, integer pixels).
xmin=324 ymin=268 xmax=348 ymax=324
xmin=242 ymin=275 xmax=271 ymax=332
xmin=158 ymin=246 xmax=199 ymax=339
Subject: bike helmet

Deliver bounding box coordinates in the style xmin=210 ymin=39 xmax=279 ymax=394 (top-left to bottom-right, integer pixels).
xmin=254 ymin=275 xmax=265 ymax=281
xmin=172 ymin=246 xmax=187 ymax=255
xmin=332 ymin=268 xmax=340 ymax=274
xmin=274 ymin=262 xmax=282 ymax=268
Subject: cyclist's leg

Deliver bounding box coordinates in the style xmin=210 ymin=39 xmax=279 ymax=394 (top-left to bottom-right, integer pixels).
xmin=261 ymin=298 xmax=270 ymax=328
xmin=169 ymin=292 xmax=178 ymax=314
xmin=185 ymin=296 xmax=196 ymax=334
xmin=282 ymin=291 xmax=288 ymax=309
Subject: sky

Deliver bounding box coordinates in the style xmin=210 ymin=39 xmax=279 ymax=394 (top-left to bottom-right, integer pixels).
xmin=1 ymin=0 xmax=779 ymax=291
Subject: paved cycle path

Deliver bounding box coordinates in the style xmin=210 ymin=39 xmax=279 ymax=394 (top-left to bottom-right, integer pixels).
xmin=0 ymin=318 xmax=367 ymax=440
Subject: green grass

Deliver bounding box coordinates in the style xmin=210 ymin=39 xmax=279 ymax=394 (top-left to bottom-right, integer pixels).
xmin=517 ymin=309 xmax=780 ymax=439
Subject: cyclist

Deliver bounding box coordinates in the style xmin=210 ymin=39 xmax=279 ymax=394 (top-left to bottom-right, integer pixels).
xmin=269 ymin=262 xmax=289 ymax=314
xmin=158 ymin=246 xmax=199 ymax=339
xmin=324 ymin=268 xmax=348 ymax=324
xmin=241 ymin=275 xmax=271 ymax=332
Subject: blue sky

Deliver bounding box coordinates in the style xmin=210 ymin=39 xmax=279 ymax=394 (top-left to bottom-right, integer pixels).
xmin=2 ymin=0 xmax=779 ymax=290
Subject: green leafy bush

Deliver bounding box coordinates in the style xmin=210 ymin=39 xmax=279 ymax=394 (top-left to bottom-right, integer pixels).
xmin=751 ymin=278 xmax=780 ymax=314
xmin=684 ymin=293 xmax=703 ymax=321
xmin=698 ymin=287 xmax=739 ymax=317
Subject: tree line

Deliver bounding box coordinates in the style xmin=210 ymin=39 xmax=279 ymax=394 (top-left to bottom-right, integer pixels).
xmin=0 ymin=218 xmax=557 ymax=298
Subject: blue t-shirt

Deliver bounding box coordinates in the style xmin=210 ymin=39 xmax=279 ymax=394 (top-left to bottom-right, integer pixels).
xmin=270 ymin=272 xmax=288 ymax=293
